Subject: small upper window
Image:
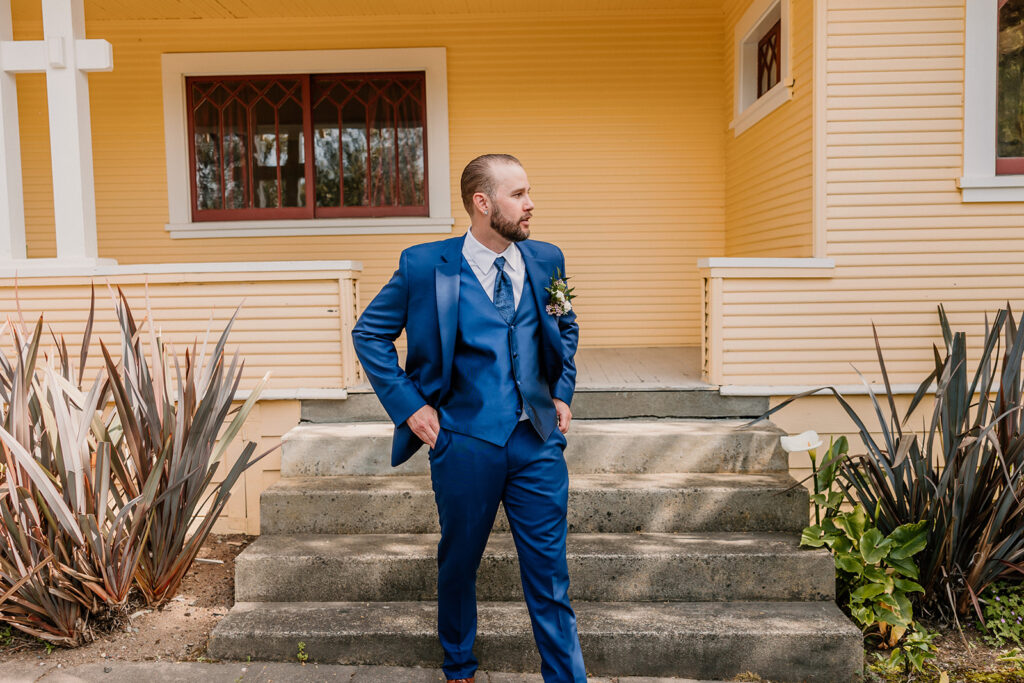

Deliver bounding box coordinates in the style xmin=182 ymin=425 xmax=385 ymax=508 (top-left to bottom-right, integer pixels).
xmin=730 ymin=0 xmax=791 ymax=136
xmin=757 ymin=19 xmax=782 ymax=98
xmin=998 ymin=0 xmax=1024 ymax=174
xmin=186 ymin=71 xmax=427 ymax=221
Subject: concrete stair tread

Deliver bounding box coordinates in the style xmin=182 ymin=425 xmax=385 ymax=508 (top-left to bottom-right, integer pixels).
xmin=235 ymin=531 xmax=834 ymax=602
xmin=259 ymin=471 xmax=810 ymax=535
xmin=266 ymin=471 xmax=803 ymax=492
xmin=285 ymin=418 xmax=783 ymax=440
xmin=216 ymin=599 xmax=859 ymax=636
xmin=240 ymin=530 xmax=819 ymax=561
xmin=209 ymin=600 xmax=863 ymax=681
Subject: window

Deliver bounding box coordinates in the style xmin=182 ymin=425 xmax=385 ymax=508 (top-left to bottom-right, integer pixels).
xmin=162 ymin=48 xmax=453 ymax=238
xmin=187 ymin=72 xmax=427 ymax=221
xmin=730 ymin=0 xmax=792 ymax=136
xmin=757 ymin=19 xmax=782 ymax=98
xmin=961 ymin=1 xmax=1024 ymax=200
xmin=998 ymin=0 xmax=1024 ymax=175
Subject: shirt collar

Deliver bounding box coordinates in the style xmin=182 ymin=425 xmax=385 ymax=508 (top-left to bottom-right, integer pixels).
xmin=463 ymin=227 xmax=523 ymax=275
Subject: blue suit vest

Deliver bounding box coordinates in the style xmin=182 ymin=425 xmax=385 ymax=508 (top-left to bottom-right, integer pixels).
xmin=437 ymin=255 xmax=553 ymax=446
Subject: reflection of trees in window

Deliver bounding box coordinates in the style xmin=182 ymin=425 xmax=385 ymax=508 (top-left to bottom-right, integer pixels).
xmin=312 ymin=75 xmax=425 ymax=211
xmin=999 ymin=0 xmax=1024 ymax=172
xmin=187 ymin=72 xmax=426 ymax=220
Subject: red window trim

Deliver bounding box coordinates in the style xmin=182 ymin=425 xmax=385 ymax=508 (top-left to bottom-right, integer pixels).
xmin=997 ymin=157 xmax=1024 ymax=175
xmin=186 ymin=71 xmax=429 ymax=222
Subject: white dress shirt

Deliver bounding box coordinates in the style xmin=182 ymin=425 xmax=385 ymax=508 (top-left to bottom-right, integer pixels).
xmin=462 ymin=227 xmax=525 ymax=309
xmin=461 ymin=227 xmax=529 ymax=421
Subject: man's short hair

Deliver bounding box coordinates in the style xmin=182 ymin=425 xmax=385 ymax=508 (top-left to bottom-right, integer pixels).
xmin=460 ymin=154 xmax=522 ymax=215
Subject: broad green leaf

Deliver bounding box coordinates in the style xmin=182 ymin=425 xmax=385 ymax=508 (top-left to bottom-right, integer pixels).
xmin=888 ymin=520 xmax=929 ymax=559
xmin=886 ymin=554 xmax=920 ymax=580
xmin=801 ymin=526 xmax=825 ymax=547
xmin=893 ymin=577 xmax=925 ymax=594
xmin=851 ymin=583 xmax=886 ymax=601
xmin=860 ymin=528 xmax=893 ymax=564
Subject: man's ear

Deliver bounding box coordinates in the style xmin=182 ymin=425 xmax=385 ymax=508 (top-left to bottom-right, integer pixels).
xmin=473 ymin=192 xmax=490 ymax=215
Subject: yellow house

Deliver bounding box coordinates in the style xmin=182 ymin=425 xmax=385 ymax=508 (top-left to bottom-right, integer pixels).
xmin=0 ymin=0 xmax=1018 ymax=535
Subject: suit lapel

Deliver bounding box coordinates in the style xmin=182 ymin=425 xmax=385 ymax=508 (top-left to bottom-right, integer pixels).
xmin=435 ymin=234 xmax=466 ymax=398
xmin=521 ymin=242 xmax=562 ymax=371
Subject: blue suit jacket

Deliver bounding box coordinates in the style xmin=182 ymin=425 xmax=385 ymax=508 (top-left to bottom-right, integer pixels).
xmin=351 ymin=233 xmax=580 ymax=467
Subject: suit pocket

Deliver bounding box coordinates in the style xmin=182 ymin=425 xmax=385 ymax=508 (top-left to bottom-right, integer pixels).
xmin=428 ymin=426 xmax=448 ymax=460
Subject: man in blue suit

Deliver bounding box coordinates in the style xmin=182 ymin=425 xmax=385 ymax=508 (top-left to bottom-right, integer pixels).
xmin=351 ymin=154 xmax=586 ymax=682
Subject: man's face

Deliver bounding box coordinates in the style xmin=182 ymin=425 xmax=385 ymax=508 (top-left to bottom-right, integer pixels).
xmin=485 ymin=163 xmax=534 ymax=242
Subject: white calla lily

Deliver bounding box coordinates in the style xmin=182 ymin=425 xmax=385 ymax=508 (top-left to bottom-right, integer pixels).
xmin=780 ymin=430 xmax=823 ymax=453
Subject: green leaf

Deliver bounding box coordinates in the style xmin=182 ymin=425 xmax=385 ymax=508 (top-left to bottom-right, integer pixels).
xmin=893 ymin=577 xmax=925 ymax=594
xmin=851 ymin=582 xmax=886 ymax=601
xmin=834 ymin=505 xmax=867 ymax=543
xmin=860 ymin=528 xmax=893 ymax=564
xmin=800 ymin=525 xmax=826 ymax=547
xmin=886 ymin=554 xmax=920 ymax=580
xmin=888 ymin=520 xmax=929 ymax=559
xmin=836 ymin=552 xmax=864 ymax=576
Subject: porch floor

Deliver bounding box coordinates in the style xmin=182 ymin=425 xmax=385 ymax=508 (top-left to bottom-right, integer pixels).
xmin=350 ymin=346 xmax=711 ymax=393
xmin=572 ymin=346 xmax=710 ymax=391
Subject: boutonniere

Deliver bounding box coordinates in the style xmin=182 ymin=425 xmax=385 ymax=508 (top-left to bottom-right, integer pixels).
xmin=544 ymin=267 xmax=576 ymax=316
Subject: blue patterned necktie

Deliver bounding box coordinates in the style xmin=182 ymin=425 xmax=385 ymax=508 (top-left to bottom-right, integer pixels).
xmin=492 ymin=256 xmax=515 ymax=324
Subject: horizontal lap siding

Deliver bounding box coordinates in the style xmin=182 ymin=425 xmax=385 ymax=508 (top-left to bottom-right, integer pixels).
xmin=0 ymin=277 xmax=345 ymax=391
xmin=722 ymin=0 xmax=814 ymax=258
xmin=11 ymin=3 xmax=729 ymax=348
xmin=719 ymin=0 xmax=1024 ymax=387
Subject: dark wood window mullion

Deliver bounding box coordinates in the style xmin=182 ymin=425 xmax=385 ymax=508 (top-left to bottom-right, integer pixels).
xmin=393 ymin=99 xmax=400 ymax=206
xmin=302 ymin=75 xmax=315 ymax=216
xmin=365 ymin=93 xmax=374 ymax=207
xmin=245 ymin=99 xmax=255 ymax=209
xmin=274 ymin=106 xmax=282 ymax=208
xmin=336 ymin=99 xmax=344 ymax=210
xmin=218 ymin=106 xmax=226 ymax=211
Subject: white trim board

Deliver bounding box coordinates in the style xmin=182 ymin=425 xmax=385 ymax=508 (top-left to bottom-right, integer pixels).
xmin=729 ymin=0 xmax=793 ymax=136
xmin=0 ymin=259 xmax=362 ymax=278
xmin=960 ymin=1 xmax=1024 ymax=202
xmin=161 ymin=47 xmax=454 ymax=237
xmin=720 ymin=383 xmax=934 ymax=397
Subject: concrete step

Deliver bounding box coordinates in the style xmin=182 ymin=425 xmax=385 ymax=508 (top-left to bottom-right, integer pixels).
xmin=280 ymin=419 xmax=787 ymax=477
xmin=234 ymin=532 xmax=834 ymax=603
xmin=301 ymin=390 xmax=769 ymax=422
xmin=260 ymin=472 xmax=809 ymax=535
xmin=208 ymin=600 xmax=863 ymax=682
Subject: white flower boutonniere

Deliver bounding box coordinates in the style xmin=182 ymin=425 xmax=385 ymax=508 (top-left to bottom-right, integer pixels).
xmin=544 ymin=267 xmax=576 ymax=317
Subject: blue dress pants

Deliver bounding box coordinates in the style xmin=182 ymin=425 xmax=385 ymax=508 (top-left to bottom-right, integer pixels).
xmin=428 ymin=418 xmax=587 ymax=682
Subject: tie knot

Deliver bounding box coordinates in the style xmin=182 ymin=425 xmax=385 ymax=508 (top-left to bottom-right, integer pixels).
xmin=493 ymin=256 xmax=506 ymax=271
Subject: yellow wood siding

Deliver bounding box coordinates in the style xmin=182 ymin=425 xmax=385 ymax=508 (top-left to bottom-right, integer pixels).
xmin=0 ymin=268 xmax=359 ymax=391
xmin=705 ymin=0 xmax=1024 ymax=388
xmin=722 ymin=0 xmax=814 ymax=257
xmin=10 ymin=2 xmax=730 ymax=348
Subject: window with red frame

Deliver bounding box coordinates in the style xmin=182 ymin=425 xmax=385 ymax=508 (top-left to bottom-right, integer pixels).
xmin=756 ymin=19 xmax=781 ymax=99
xmin=187 ymin=72 xmax=427 ymax=221
xmin=999 ymin=0 xmax=1024 ymax=174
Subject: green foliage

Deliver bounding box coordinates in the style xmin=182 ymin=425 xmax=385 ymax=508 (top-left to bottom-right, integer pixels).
xmin=801 ymin=436 xmax=927 ymax=648
xmin=976 ymin=580 xmax=1024 ymax=648
xmin=0 ymin=287 xmax=276 ymax=646
xmin=296 ymin=640 xmax=308 ymax=663
xmin=753 ymin=303 xmax=1024 ymax=622
xmin=0 ymin=624 xmax=11 ymax=647
xmin=872 ymin=625 xmax=941 ymax=676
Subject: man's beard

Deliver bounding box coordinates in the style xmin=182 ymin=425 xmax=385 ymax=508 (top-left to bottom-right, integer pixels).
xmin=490 ymin=205 xmax=530 ymax=242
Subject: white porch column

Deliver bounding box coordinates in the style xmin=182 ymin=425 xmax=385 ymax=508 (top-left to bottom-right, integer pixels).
xmin=0 ymin=2 xmax=25 ymax=260
xmin=40 ymin=0 xmax=110 ymax=261
xmin=0 ymin=0 xmax=113 ymax=266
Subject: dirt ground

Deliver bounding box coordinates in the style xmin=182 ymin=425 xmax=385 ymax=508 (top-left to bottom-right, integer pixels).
xmin=0 ymin=533 xmax=254 ymax=671
xmin=3 ymin=535 xmax=1024 ymax=682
